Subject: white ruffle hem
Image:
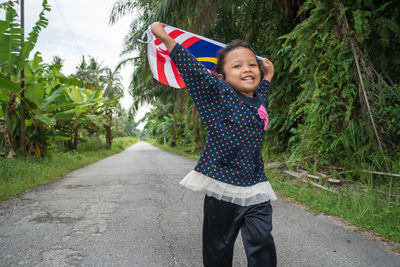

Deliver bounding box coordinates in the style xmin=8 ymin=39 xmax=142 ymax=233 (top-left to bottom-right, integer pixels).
xmin=179 ymin=170 xmax=277 ymax=206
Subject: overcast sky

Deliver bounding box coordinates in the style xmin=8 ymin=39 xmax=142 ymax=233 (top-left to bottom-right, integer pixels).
xmin=3 ymin=0 xmax=151 ymax=125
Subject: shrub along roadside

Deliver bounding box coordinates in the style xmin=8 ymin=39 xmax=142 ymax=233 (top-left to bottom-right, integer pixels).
xmin=148 ymin=141 xmax=400 ymax=247
xmin=0 ymin=137 xmax=138 ymax=203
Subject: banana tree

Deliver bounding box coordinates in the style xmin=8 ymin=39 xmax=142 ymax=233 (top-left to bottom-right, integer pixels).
xmin=55 ymin=86 xmax=107 ymax=150
xmin=0 ymin=0 xmax=50 ymax=157
xmin=17 ymin=51 xmax=108 ymax=155
xmin=26 ymin=53 xmax=109 ymax=155
xmin=22 ymin=51 xmax=120 ymax=154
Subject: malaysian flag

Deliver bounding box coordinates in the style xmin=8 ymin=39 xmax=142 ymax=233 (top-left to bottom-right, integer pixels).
xmin=142 ymin=24 xmax=226 ymax=88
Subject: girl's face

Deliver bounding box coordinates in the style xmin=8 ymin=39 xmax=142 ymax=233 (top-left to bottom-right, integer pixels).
xmin=218 ymin=47 xmax=261 ymax=98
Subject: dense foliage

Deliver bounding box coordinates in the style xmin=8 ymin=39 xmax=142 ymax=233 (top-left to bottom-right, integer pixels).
xmin=0 ymin=1 xmax=137 ymax=157
xmin=111 ymin=0 xmax=399 ymax=177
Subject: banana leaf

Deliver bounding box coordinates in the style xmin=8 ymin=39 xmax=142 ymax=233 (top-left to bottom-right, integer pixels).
xmin=0 ymin=72 xmax=20 ymax=91
xmin=21 ymin=0 xmax=50 ymax=62
xmin=54 ymin=112 xmax=74 ymax=120
xmin=25 ymin=83 xmax=44 ymax=108
xmin=34 ymin=114 xmax=56 ymax=126
xmin=0 ymin=7 xmax=23 ymax=74
xmin=40 ymin=85 xmax=65 ymax=112
xmin=86 ymin=114 xmax=106 ymax=128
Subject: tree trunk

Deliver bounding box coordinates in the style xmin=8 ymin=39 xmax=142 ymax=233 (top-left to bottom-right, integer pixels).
xmin=171 ymin=94 xmax=178 ymax=147
xmin=106 ymin=109 xmax=112 ymax=149
xmin=20 ymin=84 xmax=26 ymax=154
xmin=178 ymin=88 xmax=186 ymax=114
xmin=5 ymin=92 xmax=17 ymax=158
xmin=72 ymin=124 xmax=79 ymax=150
xmin=3 ymin=125 xmax=16 ymax=158
xmin=115 ymin=113 xmax=118 ymax=137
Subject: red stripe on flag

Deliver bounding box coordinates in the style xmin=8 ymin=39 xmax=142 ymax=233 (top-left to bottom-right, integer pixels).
xmin=169 ymin=29 xmax=184 ymax=39
xmin=154 ymin=29 xmax=184 ymax=46
xmin=156 ymin=52 xmax=169 ymax=86
xmin=155 ymin=38 xmax=162 ymax=46
xmin=171 ymin=62 xmax=185 ymax=88
xmin=181 ymin=36 xmax=201 ymax=48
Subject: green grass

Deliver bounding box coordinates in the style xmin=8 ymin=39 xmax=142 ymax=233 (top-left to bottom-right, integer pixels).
xmin=268 ymin=170 xmax=400 ymax=245
xmin=147 ymin=140 xmax=400 ymax=246
xmin=147 ymin=139 xmax=201 ymax=160
xmin=0 ymin=137 xmax=138 ymax=203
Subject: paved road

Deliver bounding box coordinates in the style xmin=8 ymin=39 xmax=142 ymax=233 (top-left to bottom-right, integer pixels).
xmin=0 ymin=142 xmax=399 ymax=266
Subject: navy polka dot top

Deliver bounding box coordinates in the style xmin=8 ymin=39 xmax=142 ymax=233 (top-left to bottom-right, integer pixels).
xmin=170 ymin=44 xmax=270 ymax=187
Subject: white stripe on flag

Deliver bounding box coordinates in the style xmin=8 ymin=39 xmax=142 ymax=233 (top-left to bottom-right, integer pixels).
xmin=146 ymin=27 xmax=159 ymax=81
xmin=173 ymin=32 xmax=196 ymax=45
xmin=164 ymin=57 xmax=179 ymax=88
xmin=164 ymin=26 xmax=176 ymax=34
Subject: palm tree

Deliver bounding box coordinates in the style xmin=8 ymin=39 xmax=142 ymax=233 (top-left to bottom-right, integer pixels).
xmin=87 ymin=57 xmax=104 ymax=86
xmin=75 ymin=56 xmax=105 ymax=87
xmin=51 ymin=55 xmax=64 ymax=67
xmin=75 ymin=56 xmax=89 ymax=83
xmin=98 ymin=67 xmax=124 ymax=148
xmin=102 ymin=67 xmax=124 ymax=99
xmin=101 ymin=67 xmax=124 ymax=147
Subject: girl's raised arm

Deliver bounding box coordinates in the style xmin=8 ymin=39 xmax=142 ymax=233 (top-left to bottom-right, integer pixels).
xmin=256 ymin=57 xmax=274 ymax=99
xmin=151 ymin=22 xmax=221 ymax=127
xmin=261 ymin=58 xmax=274 ymax=83
xmin=151 ymin=22 xmax=177 ymax=52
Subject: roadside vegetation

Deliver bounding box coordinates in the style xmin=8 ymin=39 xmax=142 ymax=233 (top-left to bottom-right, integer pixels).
xmin=112 ymin=0 xmax=399 ymax=245
xmin=0 ymin=2 xmax=140 ymax=202
xmin=0 ymin=1 xmax=138 ymax=158
xmin=269 ymin=170 xmax=400 ymax=246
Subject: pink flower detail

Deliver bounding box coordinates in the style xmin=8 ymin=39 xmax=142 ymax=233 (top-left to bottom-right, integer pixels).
xmin=257 ymin=105 xmax=269 ymax=130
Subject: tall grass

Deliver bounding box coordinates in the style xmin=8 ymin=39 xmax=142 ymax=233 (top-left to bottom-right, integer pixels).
xmin=0 ymin=137 xmax=138 ymax=203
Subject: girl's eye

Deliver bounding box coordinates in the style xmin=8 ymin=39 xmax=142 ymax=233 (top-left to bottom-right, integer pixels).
xmin=250 ymin=64 xmax=257 ymax=67
xmin=234 ymin=65 xmax=241 ymax=68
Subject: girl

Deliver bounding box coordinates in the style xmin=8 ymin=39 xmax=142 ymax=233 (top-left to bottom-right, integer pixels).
xmin=151 ymin=22 xmax=277 ymax=267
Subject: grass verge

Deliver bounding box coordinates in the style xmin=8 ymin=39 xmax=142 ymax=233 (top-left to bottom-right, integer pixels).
xmin=268 ymin=169 xmax=400 ymax=248
xmin=147 ymin=140 xmax=400 ymax=248
xmin=147 ymin=139 xmax=201 ymax=160
xmin=0 ymin=137 xmax=138 ymax=203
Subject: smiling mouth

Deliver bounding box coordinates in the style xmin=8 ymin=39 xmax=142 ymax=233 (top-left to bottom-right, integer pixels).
xmin=241 ymin=76 xmax=255 ymax=82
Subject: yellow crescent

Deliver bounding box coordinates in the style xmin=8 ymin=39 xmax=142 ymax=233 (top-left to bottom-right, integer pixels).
xmin=196 ymin=57 xmax=218 ymax=64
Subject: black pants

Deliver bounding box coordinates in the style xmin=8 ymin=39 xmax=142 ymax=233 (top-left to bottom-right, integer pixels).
xmin=203 ymin=195 xmax=276 ymax=267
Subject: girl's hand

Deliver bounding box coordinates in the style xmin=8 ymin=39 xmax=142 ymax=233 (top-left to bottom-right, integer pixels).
xmin=150 ymin=22 xmax=176 ymax=52
xmin=261 ymin=58 xmax=274 ymax=82
xmin=151 ymin=22 xmax=167 ymax=40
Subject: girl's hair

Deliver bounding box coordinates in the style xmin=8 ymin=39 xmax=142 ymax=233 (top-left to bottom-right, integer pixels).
xmin=214 ymin=39 xmax=258 ymax=77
